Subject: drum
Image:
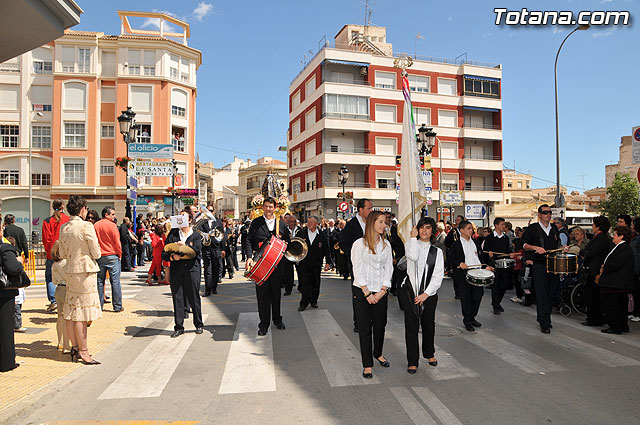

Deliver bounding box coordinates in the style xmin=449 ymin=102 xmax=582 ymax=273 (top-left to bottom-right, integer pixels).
xmin=495 ymin=258 xmax=516 ymax=269
xmin=546 ymin=253 xmax=578 ymax=275
xmin=244 ymin=235 xmax=287 ymax=285
xmin=466 ymin=268 xmax=495 ymax=287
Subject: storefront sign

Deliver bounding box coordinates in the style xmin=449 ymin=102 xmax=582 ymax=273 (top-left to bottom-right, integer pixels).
xmin=136 ymin=196 xmax=155 ymax=205
xmin=163 ymin=196 xmax=174 ymax=205
xmin=128 ymin=143 xmax=174 ymax=159
xmin=174 ymin=188 xmax=198 ymax=197
xmin=440 ymin=190 xmax=463 ymax=207
xmin=128 ymin=160 xmax=173 ymax=177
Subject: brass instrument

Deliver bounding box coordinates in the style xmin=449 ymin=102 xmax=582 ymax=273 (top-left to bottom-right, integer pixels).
xmin=193 ymin=209 xmax=223 ymax=246
xmin=284 ymin=237 xmax=308 ymax=263
xmin=333 ymin=242 xmax=344 ymax=255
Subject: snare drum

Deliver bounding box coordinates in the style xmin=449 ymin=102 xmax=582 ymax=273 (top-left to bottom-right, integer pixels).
xmin=466 ymin=268 xmax=495 ymax=287
xmin=495 ymin=258 xmax=516 ymax=269
xmin=546 ymin=253 xmax=578 ymax=275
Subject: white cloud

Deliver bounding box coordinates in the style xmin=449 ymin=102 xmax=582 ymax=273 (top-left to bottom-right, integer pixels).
xmin=601 ymin=0 xmax=613 ymax=3
xmin=448 ymin=16 xmax=452 ymax=22
xmin=552 ymin=27 xmax=563 ymax=35
xmin=591 ymin=28 xmax=614 ymax=38
xmin=140 ymin=9 xmax=178 ymax=33
xmin=193 ymin=2 xmax=214 ymax=21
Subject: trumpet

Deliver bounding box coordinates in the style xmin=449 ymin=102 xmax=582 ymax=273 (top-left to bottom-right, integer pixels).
xmin=334 ymin=242 xmax=344 ymax=255
xmin=193 ymin=210 xmax=223 ymax=246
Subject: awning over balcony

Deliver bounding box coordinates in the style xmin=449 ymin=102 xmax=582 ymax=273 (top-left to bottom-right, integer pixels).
xmin=464 ymin=75 xmax=500 ymax=82
xmin=324 ymin=59 xmax=370 ymax=68
xmin=464 ymin=106 xmax=500 ymax=113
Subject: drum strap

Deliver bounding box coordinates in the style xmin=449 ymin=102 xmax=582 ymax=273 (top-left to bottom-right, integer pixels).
xmin=419 ymin=246 xmax=438 ymax=295
xmin=275 ymin=218 xmax=280 ymax=238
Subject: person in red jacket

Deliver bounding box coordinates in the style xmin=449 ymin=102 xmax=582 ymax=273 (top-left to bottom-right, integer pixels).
xmin=42 ymin=199 xmax=69 ymax=312
xmin=147 ymin=225 xmax=167 ymax=285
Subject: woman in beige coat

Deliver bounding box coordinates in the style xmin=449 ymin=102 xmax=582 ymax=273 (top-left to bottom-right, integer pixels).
xmin=58 ymin=195 xmax=102 ymax=365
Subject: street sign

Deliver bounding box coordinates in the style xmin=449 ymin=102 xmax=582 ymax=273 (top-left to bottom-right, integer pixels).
xmin=551 ymin=207 xmax=566 ymax=220
xmin=338 ymin=201 xmax=349 ymax=212
xmin=465 ymin=204 xmax=487 ymax=219
xmin=421 ymin=170 xmax=432 ymax=194
xmin=127 ymin=189 xmax=137 ymax=201
xmin=633 ymin=126 xmax=640 ymax=164
xmin=554 ymin=193 xmax=566 ymax=208
xmin=372 ymin=207 xmax=392 ymax=212
xmin=420 ymin=155 xmax=431 ymax=169
xmin=128 ymin=176 xmax=138 ymax=188
xmin=128 ymin=143 xmax=174 ymax=159
xmin=440 ymin=190 xmax=463 ymax=207
xmin=129 ymin=160 xmax=173 ymax=177
xmin=395 ymin=155 xmax=401 ymax=168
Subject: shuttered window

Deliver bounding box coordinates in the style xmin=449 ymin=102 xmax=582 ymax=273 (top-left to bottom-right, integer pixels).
xmin=63 ymin=82 xmax=86 ymax=110
xmin=375 ymin=104 xmax=396 ymax=123
xmin=437 ymin=78 xmax=457 ymax=95
xmin=438 ymin=110 xmax=458 ymax=128
xmin=130 ymin=86 xmax=152 ymax=112
xmin=375 ymin=71 xmax=395 ymax=89
xmin=0 ymin=85 xmax=19 ymax=110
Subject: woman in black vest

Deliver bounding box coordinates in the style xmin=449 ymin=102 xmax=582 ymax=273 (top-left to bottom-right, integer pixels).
xmin=401 ymin=216 xmax=444 ymax=374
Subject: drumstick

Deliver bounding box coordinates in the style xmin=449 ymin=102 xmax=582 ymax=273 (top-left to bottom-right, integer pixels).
xmin=482 ymin=251 xmax=511 ymax=257
xmin=459 ymin=264 xmax=487 ymax=269
xmin=545 ymin=248 xmax=565 ymax=254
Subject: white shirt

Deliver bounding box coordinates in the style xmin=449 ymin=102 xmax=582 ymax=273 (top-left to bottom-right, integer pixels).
xmin=265 ymin=216 xmax=276 ymax=232
xmin=351 ymin=237 xmax=393 ymax=292
xmin=461 ymin=236 xmax=481 ymax=266
xmin=603 ymin=240 xmax=624 ymax=266
xmin=179 ymin=227 xmax=193 ymax=244
xmin=539 ymin=221 xmax=552 ymax=236
xmin=404 ymin=239 xmax=444 ymax=296
xmin=308 ymin=228 xmax=319 ymax=245
xmin=329 ymin=226 xmax=334 ymax=233
xmin=356 ymin=214 xmax=366 ymax=234
xmin=493 ymin=231 xmax=505 ymax=238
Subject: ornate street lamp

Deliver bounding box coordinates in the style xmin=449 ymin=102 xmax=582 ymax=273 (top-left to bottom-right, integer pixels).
xmin=417 ymin=124 xmax=436 ymax=156
xmin=338 ymin=164 xmax=349 ymax=218
xmin=117 ymin=106 xmax=137 ymax=219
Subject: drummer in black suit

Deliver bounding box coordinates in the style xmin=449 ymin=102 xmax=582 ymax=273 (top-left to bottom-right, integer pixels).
xmin=481 ymin=217 xmax=515 ymax=315
xmin=201 ymin=205 xmax=224 ymax=296
xmin=449 ymin=220 xmax=494 ymax=331
xmin=247 ymin=197 xmax=290 ymax=336
xmin=297 ymin=216 xmax=331 ymax=311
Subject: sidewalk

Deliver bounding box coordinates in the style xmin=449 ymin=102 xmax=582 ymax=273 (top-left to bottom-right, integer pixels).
xmin=0 ymin=295 xmax=156 ymax=417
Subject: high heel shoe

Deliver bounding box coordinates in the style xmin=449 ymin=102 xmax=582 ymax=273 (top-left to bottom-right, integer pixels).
xmin=428 ymin=358 xmax=438 ymax=367
xmin=70 ymin=347 xmax=79 ymax=363
xmin=377 ymin=356 xmax=390 ymax=368
xmin=362 ymin=368 xmax=373 ymax=379
xmin=78 ymin=349 xmax=101 ymax=365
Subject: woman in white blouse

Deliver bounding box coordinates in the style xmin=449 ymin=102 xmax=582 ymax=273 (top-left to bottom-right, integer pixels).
xmin=401 ymin=216 xmax=444 ymax=374
xmin=351 ymin=211 xmax=394 ymax=379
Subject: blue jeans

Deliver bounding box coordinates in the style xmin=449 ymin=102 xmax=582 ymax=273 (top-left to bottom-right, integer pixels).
xmin=97 ymin=255 xmax=123 ymax=311
xmin=45 ymin=259 xmax=56 ymax=303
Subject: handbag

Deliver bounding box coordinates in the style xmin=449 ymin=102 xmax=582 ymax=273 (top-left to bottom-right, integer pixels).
xmin=0 ymin=266 xmax=31 ymax=290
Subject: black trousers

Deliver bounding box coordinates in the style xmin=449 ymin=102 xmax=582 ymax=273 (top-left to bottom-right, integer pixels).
xmin=602 ymin=291 xmax=629 ymax=333
xmin=532 ymin=264 xmax=560 ymax=329
xmin=203 ymin=248 xmax=222 ymax=294
xmin=282 ymin=261 xmax=295 ymax=293
xmin=399 ymin=285 xmax=438 ymax=366
xmin=352 ymin=286 xmax=388 ymax=368
xmin=222 ymin=250 xmax=235 ymax=278
xmin=455 ymin=269 xmax=483 ymax=326
xmin=349 ymin=259 xmax=357 ymax=326
xmin=634 ymin=275 xmax=640 ymax=317
xmin=491 ymin=268 xmax=510 ymax=310
xmin=585 ymin=274 xmax=604 ymax=325
xmin=451 ymin=270 xmax=461 ymax=298
xmin=242 ymin=243 xmax=252 ymax=262
xmin=169 ymin=265 xmax=204 ymax=331
xmin=299 ymin=263 xmax=321 ymax=307
xmin=513 ymin=268 xmax=524 ymax=298
xmin=0 ymin=296 xmax=16 ymax=372
xmin=256 ymin=262 xmax=285 ymax=331
xmin=121 ymin=243 xmax=131 ymax=271
xmin=231 ymin=246 xmax=239 ymax=270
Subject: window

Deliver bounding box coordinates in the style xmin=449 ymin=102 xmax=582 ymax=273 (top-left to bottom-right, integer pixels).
xmin=128 ymin=49 xmax=140 ymax=75
xmin=375 ymin=71 xmax=396 ymax=89
xmin=526 ymin=182 xmax=530 ymax=189
xmin=100 ymin=161 xmax=115 ymax=175
xmin=305 ymin=141 xmax=316 ymax=160
xmin=32 ymin=125 xmax=51 ymax=148
xmin=292 ymin=178 xmax=301 ymax=194
xmin=414 ymin=107 xmax=430 ymax=126
xmin=323 ymin=94 xmax=369 ymax=120
xmin=139 ymin=124 xmax=151 ymax=144
xmin=0 ymin=125 xmax=19 ymax=148
xmin=175 ymin=162 xmax=186 ymax=187
xmin=169 ymin=54 xmax=178 ymax=80
xmin=375 ymin=104 xmax=396 ymax=123
xmin=33 ymin=61 xmax=52 ymax=74
xmin=172 ymin=131 xmax=185 ymax=152
xmin=62 ymin=46 xmax=74 ymax=72
xmin=101 ymin=125 xmax=114 ymax=138
xmin=517 ymin=181 xmax=523 ymax=189
xmin=292 ymin=90 xmax=300 ymax=110
xmin=374 ymin=137 xmax=396 ymax=155
xmin=181 ymin=73 xmax=189 ymax=82
xmin=441 ymin=173 xmax=458 ymax=190
xmin=78 ymin=48 xmax=90 ymax=73
xmin=0 ymin=169 xmax=19 ymax=185
xmin=101 ymin=51 xmax=115 ymax=76
xmin=305 ymin=172 xmax=316 ymax=191
xmin=0 ymin=57 xmax=20 ymax=73
xmin=376 ymin=171 xmax=396 ymax=189
xmin=63 ymin=159 xmax=85 ymax=184
xmin=437 ymin=110 xmax=458 ymax=127
xmin=408 ymin=75 xmax=429 ymax=93
xmin=171 ymin=89 xmax=188 ymax=117
xmin=172 ymin=105 xmax=186 ymax=117
xmin=63 ymin=82 xmax=86 ymax=110
xmin=170 ymin=67 xmax=178 ymax=79
xmin=63 ymin=123 xmax=85 ymax=148
xmin=305 ymin=76 xmax=315 ymax=98
xmin=143 ymin=50 xmax=155 ymax=76
xmin=180 ymin=58 xmax=189 ymax=83
xmin=305 ymin=108 xmax=316 ymax=130
xmin=130 ymin=86 xmax=152 ymax=112
xmin=101 ymin=86 xmax=115 ymax=103
xmin=32 ymin=104 xmax=51 ymax=112
xmin=440 ymin=142 xmax=458 ymax=159
xmin=291 ymin=149 xmax=300 ymax=166
xmin=291 ymin=120 xmax=300 ymax=138
xmin=0 ymin=85 xmax=19 ymax=110
xmin=32 ymin=173 xmax=50 ymax=185
xmin=437 ymin=78 xmax=457 ymax=95
xmin=464 ymin=77 xmax=500 ymax=98
xmin=507 ymin=181 xmax=512 ymax=188
xmin=466 ymin=176 xmax=485 ymax=190
xmin=31 ymin=85 xmax=52 ymax=112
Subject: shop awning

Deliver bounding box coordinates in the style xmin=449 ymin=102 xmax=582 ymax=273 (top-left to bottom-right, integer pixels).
xmin=463 ymin=106 xmax=500 ymax=113
xmin=464 ymin=74 xmax=500 ymax=82
xmin=324 ymin=59 xmax=370 ymax=67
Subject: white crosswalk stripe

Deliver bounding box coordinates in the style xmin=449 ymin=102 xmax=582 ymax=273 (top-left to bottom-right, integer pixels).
xmin=24 ymin=285 xmax=142 ymax=300
xmin=390 ymin=387 xmax=438 ymax=425
xmin=412 ymin=386 xmax=464 ymax=425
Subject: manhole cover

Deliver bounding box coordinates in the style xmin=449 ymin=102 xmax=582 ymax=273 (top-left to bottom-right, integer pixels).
xmin=435 ymin=326 xmax=461 ymax=337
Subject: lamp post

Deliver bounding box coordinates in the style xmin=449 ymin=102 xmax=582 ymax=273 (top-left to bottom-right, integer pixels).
xmin=171 ymin=159 xmax=178 ymax=215
xmin=117 ymin=106 xmax=138 ymax=219
xmin=416 ymin=125 xmax=437 ymax=217
xmin=554 ymin=24 xmax=589 ymax=207
xmin=338 ymin=164 xmax=349 ymax=219
xmin=29 ymin=111 xmax=43 ymax=243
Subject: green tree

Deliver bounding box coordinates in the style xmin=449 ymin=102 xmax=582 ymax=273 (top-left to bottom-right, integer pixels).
xmin=600 ymin=173 xmax=640 ymax=224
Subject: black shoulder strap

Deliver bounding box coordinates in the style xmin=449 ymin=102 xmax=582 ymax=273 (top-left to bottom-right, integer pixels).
xmin=419 ymin=245 xmax=438 ymax=295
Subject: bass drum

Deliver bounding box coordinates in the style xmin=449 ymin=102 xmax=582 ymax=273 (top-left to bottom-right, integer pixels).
xmin=245 ymin=235 xmax=287 ymax=285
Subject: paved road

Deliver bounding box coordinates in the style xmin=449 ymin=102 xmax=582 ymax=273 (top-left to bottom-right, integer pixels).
xmin=17 ymin=266 xmax=640 ymax=425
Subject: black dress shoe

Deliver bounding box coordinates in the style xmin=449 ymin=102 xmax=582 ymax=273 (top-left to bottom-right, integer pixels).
xmin=354 ymin=326 xmax=359 ymax=333
xmin=541 ymin=327 xmax=551 ymax=334
xmin=275 ymin=322 xmax=286 ymax=330
xmin=581 ymin=321 xmax=602 ymax=327
xmin=428 ymin=360 xmax=438 ymax=367
xmin=212 ymin=290 xmax=217 ymax=294
xmin=407 ymin=367 xmax=417 ymax=374
xmin=203 ymin=292 xmax=211 ymax=297
xmin=498 ymin=305 xmax=505 ymax=312
xmin=257 ymin=329 xmax=267 ymax=336
xmin=195 ymin=327 xmax=204 ymax=334
xmin=311 ymin=302 xmax=318 ymax=309
xmin=283 ymin=291 xmax=291 ymax=296
xmin=472 ymin=320 xmax=482 ymax=327
xmin=601 ymin=328 xmax=622 ymax=335
xmin=297 ymin=305 xmax=306 ymax=312
xmin=377 ymin=357 xmax=390 ymax=367
xmin=362 ymin=370 xmax=373 ymax=379
xmin=465 ymin=325 xmax=475 ymax=332
xmin=493 ymin=309 xmax=501 ymax=315
xmin=171 ymin=329 xmax=184 ymax=338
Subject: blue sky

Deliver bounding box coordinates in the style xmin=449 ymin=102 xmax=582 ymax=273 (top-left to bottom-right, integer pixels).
xmin=74 ymin=0 xmax=638 ymax=191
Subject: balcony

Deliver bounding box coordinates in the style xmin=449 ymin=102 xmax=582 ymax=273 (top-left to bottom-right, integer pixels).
xmin=323 ymin=146 xmax=371 ymax=154
xmin=324 ymin=181 xmax=371 ymax=188
xmin=463 ymin=122 xmax=501 ymax=130
xmin=323 ymin=76 xmax=370 ymax=86
xmin=322 ymin=112 xmax=369 ymax=121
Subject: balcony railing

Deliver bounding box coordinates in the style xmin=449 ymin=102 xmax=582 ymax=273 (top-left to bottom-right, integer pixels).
xmin=462 ymin=154 xmax=502 ymax=161
xmin=324 ymin=181 xmax=372 ymax=188
xmin=322 ymin=112 xmax=370 ymax=121
xmin=463 ymin=122 xmax=501 ymax=130
xmin=323 ymin=146 xmax=371 ymax=154
xmin=464 ymin=185 xmax=502 ymax=191
xmin=323 ymin=77 xmax=370 ymax=86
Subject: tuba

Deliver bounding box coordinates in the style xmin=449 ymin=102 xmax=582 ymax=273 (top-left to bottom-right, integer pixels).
xmin=284 ymin=237 xmax=308 ymax=263
xmin=193 ymin=210 xmax=223 ymax=246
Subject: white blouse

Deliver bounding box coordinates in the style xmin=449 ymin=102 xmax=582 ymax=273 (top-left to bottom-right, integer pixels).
xmin=351 ymin=237 xmax=393 ymax=292
xmin=404 ymin=239 xmax=445 ymax=296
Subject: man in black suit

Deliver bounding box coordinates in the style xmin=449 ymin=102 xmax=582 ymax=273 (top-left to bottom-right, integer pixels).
xmin=581 ymin=215 xmax=612 ymax=326
xmin=221 ymin=219 xmax=235 ymax=279
xmin=240 ymin=219 xmax=252 ymax=262
xmin=522 ymin=204 xmax=564 ymax=334
xmin=338 ymin=198 xmax=372 ymax=332
xmin=3 ymin=214 xmax=28 ymax=258
xmin=481 ymin=217 xmax=514 ymax=315
xmin=282 ymin=213 xmax=301 ymax=295
xmin=297 ymin=216 xmax=331 ymax=311
xmin=444 ymin=215 xmax=465 ymax=299
xmin=201 ymin=205 xmax=224 ymax=296
xmin=247 ymin=197 xmax=290 ymax=336
xmin=327 ymin=219 xmax=338 ymax=269
xmin=387 ymin=214 xmax=405 ymax=296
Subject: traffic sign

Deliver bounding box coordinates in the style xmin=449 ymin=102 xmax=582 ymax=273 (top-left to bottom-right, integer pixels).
xmin=465 ymin=204 xmax=487 ymax=219
xmin=128 ymin=143 xmax=174 ymax=159
xmin=127 ymin=189 xmax=137 ymax=201
xmin=338 ymin=201 xmax=349 ymax=212
xmin=632 ymin=126 xmax=640 ymax=164
xmin=128 ymin=176 xmax=138 ymax=188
